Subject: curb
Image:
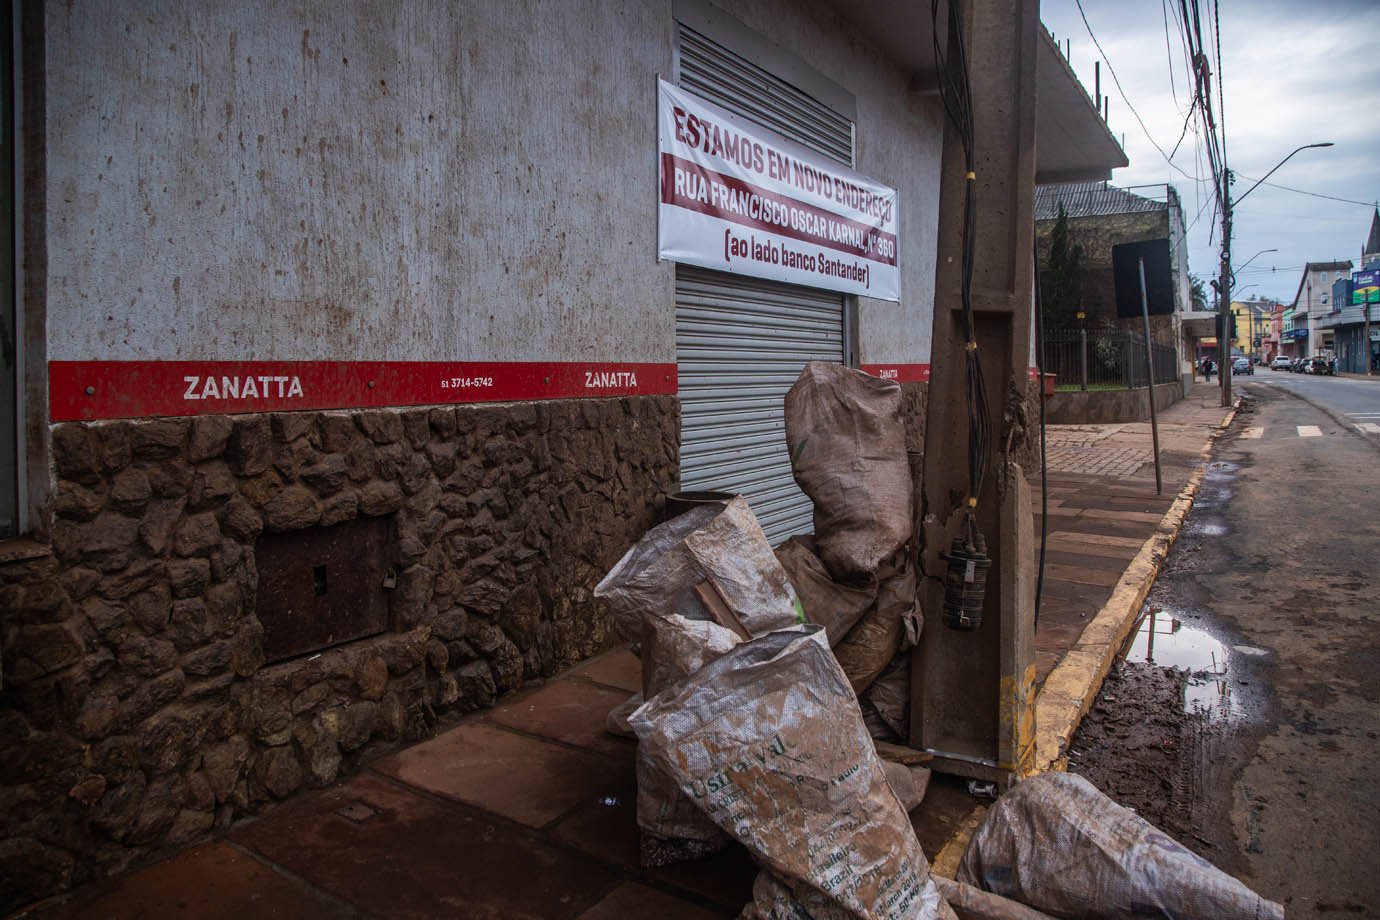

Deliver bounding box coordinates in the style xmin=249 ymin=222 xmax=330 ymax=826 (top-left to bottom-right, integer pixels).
xmin=1029 ymin=399 xmax=1239 ymax=775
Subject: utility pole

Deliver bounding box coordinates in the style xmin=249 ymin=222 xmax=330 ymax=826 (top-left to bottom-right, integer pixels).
xmin=1219 ymin=170 xmax=1233 ymax=408
xmin=912 ymin=0 xmax=1037 ymax=783
xmin=1216 ymin=145 xmax=1333 ymax=405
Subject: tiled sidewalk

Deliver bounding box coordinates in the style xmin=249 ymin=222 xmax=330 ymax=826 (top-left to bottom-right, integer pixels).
xmin=1032 ymin=384 xmax=1232 ymax=685
xmin=34 ymin=646 xmax=757 ymax=919
xmin=29 ymin=644 xmax=975 ymax=919
xmin=18 ymin=384 xmax=1235 ymax=919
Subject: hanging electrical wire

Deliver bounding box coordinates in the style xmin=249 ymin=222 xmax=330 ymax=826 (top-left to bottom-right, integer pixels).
xmin=1160 ymin=0 xmax=1181 ymax=108
xmin=1074 ymin=0 xmax=1206 ymax=184
xmin=1212 ymin=0 xmax=1226 ymax=168
xmin=1228 ymin=178 xmax=1378 ymax=209
xmin=1032 ymin=239 xmax=1049 ymax=630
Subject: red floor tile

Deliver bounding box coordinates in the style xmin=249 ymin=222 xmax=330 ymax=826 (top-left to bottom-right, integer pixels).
xmin=232 ymin=772 xmax=622 ymax=919
xmin=487 ymin=677 xmax=637 ymax=759
xmin=373 ymin=720 xmax=633 ymax=828
xmin=36 ymin=841 xmax=349 ymax=919
xmin=572 ymin=645 xmax=643 ymax=693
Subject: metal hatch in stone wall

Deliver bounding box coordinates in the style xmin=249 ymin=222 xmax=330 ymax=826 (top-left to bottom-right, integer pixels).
xmin=255 ymin=516 xmax=394 ymax=662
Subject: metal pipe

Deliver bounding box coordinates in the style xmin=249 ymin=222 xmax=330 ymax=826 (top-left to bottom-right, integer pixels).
xmin=1139 ymin=257 xmax=1163 ymax=495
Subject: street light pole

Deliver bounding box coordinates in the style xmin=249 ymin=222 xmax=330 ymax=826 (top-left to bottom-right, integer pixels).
xmin=1218 ymin=144 xmax=1333 ymax=407
xmin=1367 ymin=301 xmax=1374 ymax=376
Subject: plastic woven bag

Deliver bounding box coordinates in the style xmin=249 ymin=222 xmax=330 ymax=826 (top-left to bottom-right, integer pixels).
xmin=774 ymin=535 xmax=877 ymax=646
xmin=595 ymin=497 xmax=803 ymax=639
xmin=958 ymin=772 xmax=1283 ymax=920
xmin=630 ymin=626 xmax=944 ymax=919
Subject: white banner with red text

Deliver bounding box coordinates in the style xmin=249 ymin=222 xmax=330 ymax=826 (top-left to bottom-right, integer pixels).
xmin=657 ymin=79 xmax=899 ymax=301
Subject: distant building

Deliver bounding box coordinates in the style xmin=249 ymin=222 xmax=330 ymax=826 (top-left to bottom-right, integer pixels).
xmin=1231 ymin=299 xmax=1278 ymax=363
xmin=1317 ymin=209 xmax=1380 ymax=372
xmin=1034 ymin=180 xmax=1197 ymax=384
xmin=1285 ymin=261 xmax=1353 ymax=359
xmin=1264 ymin=302 xmax=1286 ymax=362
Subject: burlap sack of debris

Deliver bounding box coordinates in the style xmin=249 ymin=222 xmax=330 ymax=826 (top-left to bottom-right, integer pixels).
xmin=860 ymin=652 xmax=912 ymax=742
xmin=958 ymin=772 xmax=1285 ymax=920
xmin=630 ymin=626 xmax=945 ymax=920
xmin=880 ymin=760 xmax=931 ymax=813
xmin=636 ymin=750 xmax=732 ymax=867
xmin=605 ymin=686 xmax=732 ymax=866
xmin=607 ymin=610 xmax=743 ymax=740
xmin=595 ymin=497 xmax=803 ymax=639
xmin=784 ymin=362 xmax=913 ymax=581
xmin=833 ymin=556 xmax=919 ymax=696
xmin=774 ymin=535 xmax=878 ymax=646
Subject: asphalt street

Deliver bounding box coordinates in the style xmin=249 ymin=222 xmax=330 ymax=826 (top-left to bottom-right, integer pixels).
xmin=1110 ymin=373 xmax=1380 ymax=916
xmin=1246 ymin=368 xmax=1380 ymax=424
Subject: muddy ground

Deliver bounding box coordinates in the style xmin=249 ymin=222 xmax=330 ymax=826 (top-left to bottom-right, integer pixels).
xmin=1067 ymin=658 xmax=1254 ymax=873
xmin=1065 ymin=385 xmax=1380 ymax=916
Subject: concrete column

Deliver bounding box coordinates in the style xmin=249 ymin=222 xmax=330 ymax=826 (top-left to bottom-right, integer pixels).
xmin=910 ymin=0 xmax=1037 ymax=783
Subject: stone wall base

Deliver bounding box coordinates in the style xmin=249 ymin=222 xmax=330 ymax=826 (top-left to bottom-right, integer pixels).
xmin=0 ymin=396 xmax=677 ymax=909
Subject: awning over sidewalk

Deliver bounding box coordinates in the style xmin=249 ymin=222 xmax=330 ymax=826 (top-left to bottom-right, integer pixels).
xmin=818 ymin=3 xmax=1127 ymax=183
xmin=1182 ymin=316 xmax=1217 ymax=338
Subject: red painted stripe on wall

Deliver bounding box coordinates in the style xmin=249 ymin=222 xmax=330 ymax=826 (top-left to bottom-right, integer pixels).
xmin=856 ymin=366 xmax=1048 ymax=384
xmin=859 ymin=363 xmax=930 ymax=383
xmin=49 ymin=361 xmax=678 ymax=421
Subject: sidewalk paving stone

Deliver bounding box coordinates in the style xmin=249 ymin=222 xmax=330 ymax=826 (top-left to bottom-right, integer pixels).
xmin=374 ymin=721 xmax=629 ymax=829
xmin=38 ymin=841 xmax=352 ymax=920
xmin=230 ymin=772 xmax=624 ymax=919
xmin=567 ymin=645 xmax=642 ymax=694
xmin=486 ymin=678 xmax=636 ymax=759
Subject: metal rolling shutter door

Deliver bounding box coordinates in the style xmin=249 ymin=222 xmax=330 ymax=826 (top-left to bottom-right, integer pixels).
xmin=677 ymin=26 xmax=854 ymax=167
xmin=676 ymin=268 xmax=844 ymax=543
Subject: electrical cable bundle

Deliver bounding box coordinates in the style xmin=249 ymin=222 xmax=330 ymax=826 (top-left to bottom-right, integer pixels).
xmin=931 ymin=0 xmax=993 ymax=630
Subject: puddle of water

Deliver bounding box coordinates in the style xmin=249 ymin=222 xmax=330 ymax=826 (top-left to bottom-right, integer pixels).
xmin=1123 ymin=609 xmax=1247 ymax=720
xmin=1189 ymin=521 xmax=1228 ymax=537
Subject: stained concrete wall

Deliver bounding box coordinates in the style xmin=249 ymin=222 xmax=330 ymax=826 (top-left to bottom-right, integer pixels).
xmin=46 ymin=0 xmax=676 ymax=363
xmin=45 ymin=0 xmax=941 ymax=369
xmin=1036 ymin=208 xmax=1176 ymax=342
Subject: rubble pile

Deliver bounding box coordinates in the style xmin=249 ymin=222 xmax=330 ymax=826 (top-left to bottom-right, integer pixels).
xmin=593 ymin=362 xmax=1282 ymax=920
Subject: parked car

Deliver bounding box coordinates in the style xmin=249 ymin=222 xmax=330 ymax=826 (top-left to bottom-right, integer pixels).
xmin=1270 ymin=355 xmax=1293 ymax=370
xmin=1304 ymin=355 xmax=1336 ymax=376
xmin=1232 ymin=356 xmax=1253 ymax=375
xmin=1292 ymin=357 xmax=1308 ymax=373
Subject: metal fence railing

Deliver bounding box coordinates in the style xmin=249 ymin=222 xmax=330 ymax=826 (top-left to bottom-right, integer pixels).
xmin=1041 ymin=329 xmax=1178 ymax=390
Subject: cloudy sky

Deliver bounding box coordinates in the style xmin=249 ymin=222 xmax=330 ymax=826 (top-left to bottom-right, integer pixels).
xmin=1040 ymin=0 xmax=1380 ymax=305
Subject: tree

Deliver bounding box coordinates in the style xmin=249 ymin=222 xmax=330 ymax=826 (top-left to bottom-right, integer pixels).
xmin=1043 ymin=202 xmax=1084 ymax=330
xmin=1190 ymin=276 xmax=1208 ymax=312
